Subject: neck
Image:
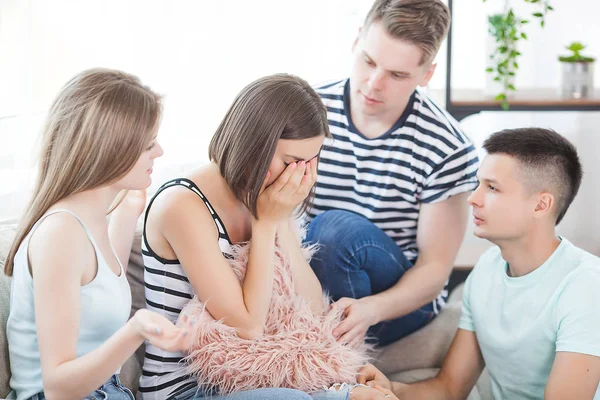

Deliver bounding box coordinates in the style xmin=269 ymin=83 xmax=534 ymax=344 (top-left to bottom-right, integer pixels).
xmin=67 ymin=185 xmax=122 ymax=221
xmin=348 ymin=92 xmax=410 ymax=139
xmin=207 ymin=162 xmax=244 ymax=207
xmin=496 ymin=227 xmax=561 ymax=277
xmin=206 ymin=162 xmax=253 ymax=241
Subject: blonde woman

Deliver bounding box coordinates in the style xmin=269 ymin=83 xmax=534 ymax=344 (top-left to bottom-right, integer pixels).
xmin=5 ymin=68 xmax=192 ymax=400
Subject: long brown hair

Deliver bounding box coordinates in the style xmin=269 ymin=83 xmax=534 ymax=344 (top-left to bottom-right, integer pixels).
xmin=208 ymin=73 xmax=330 ymax=219
xmin=4 ymin=68 xmax=162 ymax=276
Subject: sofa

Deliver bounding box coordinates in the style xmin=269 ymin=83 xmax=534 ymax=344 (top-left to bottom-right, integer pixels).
xmin=0 ymin=220 xmax=491 ymax=399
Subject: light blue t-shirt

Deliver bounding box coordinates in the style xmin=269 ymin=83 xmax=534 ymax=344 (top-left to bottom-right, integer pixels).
xmin=459 ymin=237 xmax=600 ymax=400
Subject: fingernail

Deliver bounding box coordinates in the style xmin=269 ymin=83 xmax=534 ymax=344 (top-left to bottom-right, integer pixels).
xmin=291 ymin=162 xmax=297 ymax=169
xmin=155 ymin=328 xmax=162 ymax=335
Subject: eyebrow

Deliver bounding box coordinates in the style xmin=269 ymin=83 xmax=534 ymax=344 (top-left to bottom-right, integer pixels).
xmin=362 ymin=51 xmax=411 ymax=77
xmin=477 ymin=176 xmax=499 ymax=184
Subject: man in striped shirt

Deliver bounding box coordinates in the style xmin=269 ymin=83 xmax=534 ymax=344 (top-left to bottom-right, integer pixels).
xmin=305 ymin=0 xmax=479 ymax=347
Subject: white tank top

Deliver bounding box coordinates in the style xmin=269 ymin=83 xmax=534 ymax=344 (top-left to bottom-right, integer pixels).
xmin=7 ymin=209 xmax=132 ymax=400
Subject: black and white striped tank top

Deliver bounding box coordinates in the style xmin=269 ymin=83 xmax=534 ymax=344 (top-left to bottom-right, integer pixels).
xmin=139 ymin=178 xmax=234 ymax=400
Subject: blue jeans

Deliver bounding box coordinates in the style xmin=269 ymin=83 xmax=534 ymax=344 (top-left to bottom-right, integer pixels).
xmin=305 ymin=210 xmax=435 ymax=347
xmin=174 ymin=386 xmax=350 ymax=400
xmin=28 ymin=374 xmax=134 ymax=400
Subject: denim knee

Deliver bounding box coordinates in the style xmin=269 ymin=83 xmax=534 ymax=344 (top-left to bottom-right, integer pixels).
xmin=306 ymin=210 xmax=373 ymax=247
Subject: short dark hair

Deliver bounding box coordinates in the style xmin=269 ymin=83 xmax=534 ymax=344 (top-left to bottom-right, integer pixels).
xmin=363 ymin=0 xmax=451 ymax=65
xmin=482 ymin=128 xmax=582 ymax=225
xmin=208 ymin=74 xmax=330 ymax=219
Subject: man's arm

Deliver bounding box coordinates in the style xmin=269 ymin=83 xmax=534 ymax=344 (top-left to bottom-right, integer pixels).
xmin=545 ymin=352 xmax=600 ymax=399
xmin=332 ymin=192 xmax=470 ymax=343
xmin=393 ymin=329 xmax=485 ymax=399
xmin=370 ymin=191 xmax=470 ymax=321
xmin=354 ymin=329 xmax=484 ymax=400
xmin=546 ymin=266 xmax=600 ymax=399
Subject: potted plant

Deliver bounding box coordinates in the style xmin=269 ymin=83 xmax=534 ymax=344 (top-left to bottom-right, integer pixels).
xmin=484 ymin=0 xmax=553 ymax=109
xmin=559 ymin=42 xmax=595 ymax=99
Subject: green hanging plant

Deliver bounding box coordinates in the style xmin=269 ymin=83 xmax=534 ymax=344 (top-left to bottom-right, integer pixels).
xmin=485 ymin=11 xmax=523 ymax=110
xmin=524 ymin=0 xmax=553 ymax=28
xmin=483 ymin=0 xmax=554 ymax=110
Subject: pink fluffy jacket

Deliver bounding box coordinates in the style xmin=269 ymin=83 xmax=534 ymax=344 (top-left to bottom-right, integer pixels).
xmin=178 ymin=237 xmax=371 ymax=394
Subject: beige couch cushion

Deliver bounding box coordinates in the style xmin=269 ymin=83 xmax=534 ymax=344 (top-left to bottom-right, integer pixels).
xmin=371 ymin=284 xmax=464 ymax=375
xmin=372 ymin=300 xmax=462 ymax=375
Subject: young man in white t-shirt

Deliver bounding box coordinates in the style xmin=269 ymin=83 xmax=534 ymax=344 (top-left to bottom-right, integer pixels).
xmin=354 ymin=127 xmax=600 ymax=399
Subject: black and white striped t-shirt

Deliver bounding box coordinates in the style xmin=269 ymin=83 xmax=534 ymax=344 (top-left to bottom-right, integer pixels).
xmin=308 ymin=79 xmax=479 ymax=310
xmin=139 ymin=178 xmax=233 ymax=400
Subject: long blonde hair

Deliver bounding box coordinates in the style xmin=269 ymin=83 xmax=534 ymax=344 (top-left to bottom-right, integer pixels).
xmin=4 ymin=68 xmax=162 ymax=276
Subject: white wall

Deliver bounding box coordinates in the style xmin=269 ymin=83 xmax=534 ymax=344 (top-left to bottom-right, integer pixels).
xmin=0 ymin=0 xmax=364 ymax=220
xmin=435 ymin=0 xmax=600 ymax=264
xmin=1 ymin=0 xmax=599 ymax=265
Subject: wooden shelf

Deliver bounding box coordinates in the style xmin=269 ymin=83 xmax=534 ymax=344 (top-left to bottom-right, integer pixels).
xmin=443 ymin=88 xmax=600 ymax=121
xmin=450 ymin=88 xmax=600 ymax=107
xmin=440 ymin=88 xmax=600 ymax=121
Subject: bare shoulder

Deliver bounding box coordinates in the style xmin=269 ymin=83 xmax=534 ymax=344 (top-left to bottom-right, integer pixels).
xmin=28 ymin=211 xmax=94 ymax=277
xmin=148 ymin=169 xmax=221 ymax=237
xmin=149 ymin=183 xmax=216 ymax=232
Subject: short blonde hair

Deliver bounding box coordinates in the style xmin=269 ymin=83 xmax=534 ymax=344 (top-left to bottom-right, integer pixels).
xmin=363 ymin=0 xmax=451 ymax=65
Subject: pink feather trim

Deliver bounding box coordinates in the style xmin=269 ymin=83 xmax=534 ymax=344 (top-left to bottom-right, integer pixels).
xmin=179 ymin=236 xmax=371 ymax=394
